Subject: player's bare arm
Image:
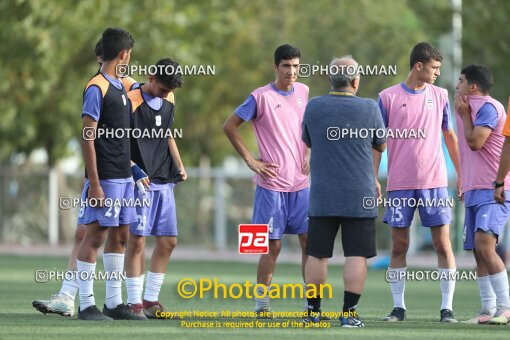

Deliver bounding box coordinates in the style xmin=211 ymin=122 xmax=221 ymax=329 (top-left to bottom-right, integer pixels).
xmin=372 ymin=148 xmax=384 ymax=199
xmin=168 ymin=138 xmax=187 ymax=181
xmin=81 ymin=115 xmax=104 ymax=204
xmin=223 ymin=113 xmax=279 ymax=180
xmin=442 ymin=127 xmax=462 ymax=200
xmin=454 ymin=94 xmax=492 ymax=150
xmin=494 ymin=138 xmax=510 ymax=203
xmin=302 ymin=147 xmax=310 ymax=176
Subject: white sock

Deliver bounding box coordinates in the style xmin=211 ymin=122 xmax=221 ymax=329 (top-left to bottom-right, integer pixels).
xmin=439 ymin=268 xmax=456 ymax=310
xmin=59 ymin=270 xmax=79 ymax=300
xmin=126 ymin=276 xmax=142 ymax=305
xmin=77 ymin=260 xmax=96 ymax=310
xmin=103 ymin=253 xmax=124 ymax=309
xmin=488 ymin=270 xmax=510 ymax=310
xmin=140 ymin=274 xmax=145 ymax=297
xmin=143 ymin=271 xmax=165 ymax=302
xmin=389 ymin=267 xmax=406 ymax=309
xmin=478 ymin=275 xmax=497 ymax=314
xmin=255 ymin=285 xmax=270 ymax=310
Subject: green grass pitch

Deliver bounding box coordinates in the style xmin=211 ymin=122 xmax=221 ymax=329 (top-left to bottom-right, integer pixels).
xmin=1 ymin=255 xmax=508 ymax=339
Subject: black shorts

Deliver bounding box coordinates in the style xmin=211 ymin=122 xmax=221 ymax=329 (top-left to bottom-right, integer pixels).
xmin=306 ymin=216 xmax=376 ymax=258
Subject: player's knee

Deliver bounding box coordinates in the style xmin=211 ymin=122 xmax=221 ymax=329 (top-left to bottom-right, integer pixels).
xmin=433 ymin=240 xmax=451 ymax=258
xmin=86 ymin=232 xmax=107 ymax=249
xmin=391 ymin=239 xmax=409 ymax=256
xmin=75 ymin=226 xmax=86 ymax=244
xmin=473 ymin=241 xmax=494 ymax=259
xmin=473 ymin=249 xmax=482 ymax=262
xmin=118 ymin=231 xmax=129 ymax=247
xmin=106 ymin=229 xmax=129 ymax=248
xmin=168 ymin=237 xmax=177 ymax=250
xmin=128 ymin=235 xmax=145 ymax=254
xmin=157 ymin=237 xmax=177 ymax=254
xmin=268 ymin=241 xmax=282 ymax=258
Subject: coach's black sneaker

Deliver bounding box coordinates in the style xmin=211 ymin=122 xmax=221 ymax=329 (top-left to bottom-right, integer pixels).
xmin=103 ymin=303 xmax=147 ymax=320
xmin=440 ymin=309 xmax=458 ymax=323
xmin=77 ymin=305 xmax=113 ymax=321
xmin=383 ymin=307 xmax=406 ymax=321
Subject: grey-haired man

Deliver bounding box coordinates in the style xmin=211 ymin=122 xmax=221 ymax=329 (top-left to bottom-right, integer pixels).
xmin=302 ymin=56 xmax=386 ymax=328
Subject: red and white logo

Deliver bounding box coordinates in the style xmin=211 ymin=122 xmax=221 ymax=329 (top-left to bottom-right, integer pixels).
xmin=238 ymin=224 xmax=269 ymax=254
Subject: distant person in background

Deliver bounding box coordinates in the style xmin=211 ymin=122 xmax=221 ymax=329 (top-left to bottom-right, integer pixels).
xmin=224 ymin=44 xmax=310 ymax=316
xmin=302 ymin=56 xmax=386 ymax=327
xmin=375 ymin=42 xmax=461 ymax=323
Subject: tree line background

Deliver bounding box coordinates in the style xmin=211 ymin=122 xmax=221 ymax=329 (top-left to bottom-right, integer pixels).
xmin=1 ymin=0 xmax=509 ymax=168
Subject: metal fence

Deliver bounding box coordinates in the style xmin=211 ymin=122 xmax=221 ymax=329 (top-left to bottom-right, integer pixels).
xmin=1 ymin=164 xmax=506 ymax=254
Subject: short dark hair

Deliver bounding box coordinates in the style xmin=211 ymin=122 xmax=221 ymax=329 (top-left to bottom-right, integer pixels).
xmin=101 ymin=27 xmax=134 ymax=61
xmin=94 ymin=38 xmax=102 ymax=57
xmin=274 ymin=44 xmax=301 ymax=66
xmin=154 ymin=58 xmax=183 ymax=89
xmin=461 ymin=64 xmax=493 ymax=94
xmin=409 ymin=42 xmax=442 ymax=70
